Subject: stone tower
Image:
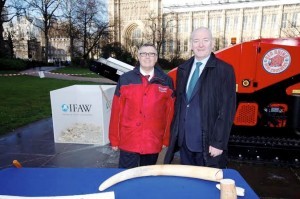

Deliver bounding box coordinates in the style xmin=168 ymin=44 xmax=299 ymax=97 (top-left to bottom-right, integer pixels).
xmin=109 ymin=0 xmax=162 ymax=50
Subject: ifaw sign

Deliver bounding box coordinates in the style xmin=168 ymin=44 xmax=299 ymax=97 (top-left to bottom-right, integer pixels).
xmin=50 ymin=85 xmax=116 ymax=145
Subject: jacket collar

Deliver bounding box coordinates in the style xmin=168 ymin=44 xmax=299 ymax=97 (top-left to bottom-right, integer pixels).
xmin=178 ymin=52 xmax=217 ymax=72
xmin=133 ymin=65 xmax=166 ymax=83
xmin=178 ymin=52 xmax=218 ymax=101
xmin=205 ymin=52 xmax=217 ymax=68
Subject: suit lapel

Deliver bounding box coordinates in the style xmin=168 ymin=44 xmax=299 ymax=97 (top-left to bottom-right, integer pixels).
xmin=178 ymin=57 xmax=194 ymax=97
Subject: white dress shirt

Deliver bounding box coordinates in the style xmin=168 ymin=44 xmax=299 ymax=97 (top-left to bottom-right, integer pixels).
xmin=186 ymin=55 xmax=210 ymax=91
xmin=140 ymin=68 xmax=154 ymax=81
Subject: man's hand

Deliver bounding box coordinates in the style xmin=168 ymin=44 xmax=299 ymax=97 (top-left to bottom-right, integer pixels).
xmin=111 ymin=146 xmax=119 ymax=151
xmin=209 ymin=146 xmax=223 ymax=157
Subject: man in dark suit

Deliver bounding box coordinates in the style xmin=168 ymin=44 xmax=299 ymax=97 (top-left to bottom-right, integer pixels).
xmin=164 ymin=27 xmax=236 ymax=168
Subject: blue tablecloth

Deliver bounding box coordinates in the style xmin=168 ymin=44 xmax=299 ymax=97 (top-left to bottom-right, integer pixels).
xmin=0 ymin=168 xmax=259 ymax=199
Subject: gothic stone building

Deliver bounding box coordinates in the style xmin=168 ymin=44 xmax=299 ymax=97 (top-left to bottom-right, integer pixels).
xmin=108 ymin=0 xmax=300 ymax=59
xmin=3 ymin=17 xmax=72 ymax=62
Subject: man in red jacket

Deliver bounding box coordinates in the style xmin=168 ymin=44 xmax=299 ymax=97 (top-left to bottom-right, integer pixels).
xmin=109 ymin=43 xmax=175 ymax=168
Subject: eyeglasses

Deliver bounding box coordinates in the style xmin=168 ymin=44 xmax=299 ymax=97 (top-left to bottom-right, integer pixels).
xmin=139 ymin=52 xmax=157 ymax=57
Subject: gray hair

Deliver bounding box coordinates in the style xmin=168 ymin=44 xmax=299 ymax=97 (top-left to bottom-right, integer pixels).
xmin=191 ymin=27 xmax=213 ymax=41
xmin=138 ymin=43 xmax=157 ymax=53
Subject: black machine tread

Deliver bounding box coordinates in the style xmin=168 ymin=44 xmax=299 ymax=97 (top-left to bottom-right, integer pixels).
xmin=228 ymin=135 xmax=300 ymax=167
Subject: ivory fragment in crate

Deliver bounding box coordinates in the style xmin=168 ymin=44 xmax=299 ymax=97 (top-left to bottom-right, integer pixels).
xmin=0 ymin=192 xmax=114 ymax=199
xmin=99 ymin=164 xmax=223 ymax=191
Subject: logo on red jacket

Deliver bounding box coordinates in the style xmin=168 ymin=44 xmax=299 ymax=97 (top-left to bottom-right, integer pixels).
xmin=262 ymin=48 xmax=291 ymax=74
xmin=159 ymin=86 xmax=168 ymax=93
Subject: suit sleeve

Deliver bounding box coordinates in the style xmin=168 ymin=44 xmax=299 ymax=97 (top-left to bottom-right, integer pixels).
xmin=211 ymin=65 xmax=236 ymax=150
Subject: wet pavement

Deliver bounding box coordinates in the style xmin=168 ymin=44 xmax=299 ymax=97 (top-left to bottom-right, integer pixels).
xmin=1 ymin=67 xmax=300 ymax=198
xmin=0 ymin=118 xmax=119 ymax=169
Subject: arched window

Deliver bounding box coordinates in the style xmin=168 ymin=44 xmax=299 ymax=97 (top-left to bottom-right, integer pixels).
xmin=132 ymin=28 xmax=142 ymax=46
xmin=125 ymin=23 xmax=142 ymax=49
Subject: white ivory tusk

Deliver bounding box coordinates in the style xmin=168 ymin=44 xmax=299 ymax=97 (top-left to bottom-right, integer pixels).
xmin=0 ymin=192 xmax=115 ymax=199
xmin=99 ymin=164 xmax=223 ymax=191
xmin=216 ymin=183 xmax=245 ymax=196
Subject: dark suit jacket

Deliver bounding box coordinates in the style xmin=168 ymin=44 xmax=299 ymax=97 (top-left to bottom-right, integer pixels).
xmin=164 ymin=53 xmax=236 ymax=168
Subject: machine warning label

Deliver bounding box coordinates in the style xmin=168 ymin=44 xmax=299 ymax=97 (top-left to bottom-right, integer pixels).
xmin=262 ymin=48 xmax=291 ymax=74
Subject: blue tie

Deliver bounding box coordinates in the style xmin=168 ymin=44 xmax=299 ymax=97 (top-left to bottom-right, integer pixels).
xmin=187 ymin=62 xmax=202 ymax=100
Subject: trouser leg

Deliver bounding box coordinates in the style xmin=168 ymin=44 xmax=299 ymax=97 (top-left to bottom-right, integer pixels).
xmin=119 ymin=150 xmax=159 ymax=168
xmin=140 ymin=153 xmax=159 ymax=166
xmin=180 ymin=141 xmax=204 ymax=166
xmin=118 ymin=150 xmax=139 ymax=168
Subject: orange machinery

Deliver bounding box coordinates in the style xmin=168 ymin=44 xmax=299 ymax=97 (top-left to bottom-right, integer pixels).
xmin=168 ymin=38 xmax=300 ymax=135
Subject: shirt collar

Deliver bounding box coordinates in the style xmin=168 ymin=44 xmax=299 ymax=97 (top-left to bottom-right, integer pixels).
xmin=140 ymin=67 xmax=154 ymax=80
xmin=193 ymin=54 xmax=210 ymax=67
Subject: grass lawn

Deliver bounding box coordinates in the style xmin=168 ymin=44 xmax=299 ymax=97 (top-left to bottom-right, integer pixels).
xmin=0 ymin=72 xmax=106 ymax=136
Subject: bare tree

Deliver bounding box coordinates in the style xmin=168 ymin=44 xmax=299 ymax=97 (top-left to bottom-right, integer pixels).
xmin=3 ymin=21 xmax=15 ymax=58
xmin=85 ymin=21 xmax=109 ymax=60
xmin=74 ymin=0 xmax=108 ymax=63
xmin=24 ymin=0 xmax=61 ymax=63
xmin=144 ymin=11 xmax=175 ymax=59
xmin=59 ymin=0 xmax=80 ymax=62
xmin=0 ymin=0 xmax=25 ymax=58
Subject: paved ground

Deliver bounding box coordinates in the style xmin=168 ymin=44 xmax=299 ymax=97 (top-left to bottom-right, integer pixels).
xmin=1 ymin=67 xmax=300 ymax=198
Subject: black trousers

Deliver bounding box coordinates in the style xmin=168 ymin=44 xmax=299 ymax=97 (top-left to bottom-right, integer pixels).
xmin=180 ymin=138 xmax=228 ymax=168
xmin=119 ymin=150 xmax=159 ymax=169
xmin=179 ymin=139 xmax=204 ymax=166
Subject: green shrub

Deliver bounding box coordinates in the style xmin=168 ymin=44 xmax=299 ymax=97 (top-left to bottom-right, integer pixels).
xmin=158 ymin=58 xmax=171 ymax=69
xmin=170 ymin=58 xmax=186 ymax=69
xmin=0 ymin=58 xmax=27 ymax=70
xmin=25 ymin=60 xmax=47 ymax=68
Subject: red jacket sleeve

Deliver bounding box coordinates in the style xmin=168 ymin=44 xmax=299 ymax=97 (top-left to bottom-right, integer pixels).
xmin=162 ymin=95 xmax=175 ymax=146
xmin=109 ymin=95 xmax=121 ymax=147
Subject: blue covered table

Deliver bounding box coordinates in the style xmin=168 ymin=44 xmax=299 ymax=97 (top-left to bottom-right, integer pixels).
xmin=0 ymin=168 xmax=259 ymax=199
